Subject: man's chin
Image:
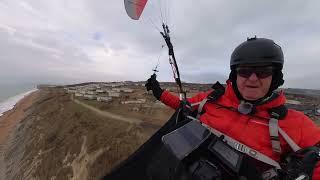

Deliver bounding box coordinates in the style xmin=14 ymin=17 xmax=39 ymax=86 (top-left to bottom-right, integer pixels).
xmin=243 ymin=94 xmax=261 ymax=101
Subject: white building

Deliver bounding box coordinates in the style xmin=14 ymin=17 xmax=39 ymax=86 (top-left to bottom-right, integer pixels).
xmin=97 ymin=96 xmax=112 ymax=102
xmin=96 ymin=89 xmax=105 ymax=93
xmin=121 ymin=99 xmax=145 ymax=104
xmin=75 ymin=93 xmax=84 ymax=97
xmin=67 ymin=89 xmax=76 ymax=93
xmin=86 ymin=91 xmax=97 ymax=95
xmin=112 ymin=88 xmax=121 ymax=93
xmin=83 ymin=94 xmax=96 ymax=100
xmin=108 ymin=92 xmax=120 ymax=97
xmin=137 ymin=99 xmax=146 ymax=103
xmin=286 ymin=100 xmax=301 ymax=105
xmin=121 ymin=88 xmax=134 ymax=93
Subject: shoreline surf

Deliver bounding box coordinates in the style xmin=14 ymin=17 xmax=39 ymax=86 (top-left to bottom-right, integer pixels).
xmin=0 ymin=89 xmax=38 ymax=117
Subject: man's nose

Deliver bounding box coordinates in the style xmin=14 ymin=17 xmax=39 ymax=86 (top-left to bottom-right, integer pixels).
xmin=248 ymin=73 xmax=259 ymax=80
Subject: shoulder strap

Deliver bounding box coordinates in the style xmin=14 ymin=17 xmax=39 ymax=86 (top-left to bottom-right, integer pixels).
xmin=269 ymin=105 xmax=287 ymax=120
xmin=269 ymin=112 xmax=282 ymax=154
xmin=194 ymin=81 xmax=225 ymax=119
xmin=268 ymin=105 xmax=301 ymax=153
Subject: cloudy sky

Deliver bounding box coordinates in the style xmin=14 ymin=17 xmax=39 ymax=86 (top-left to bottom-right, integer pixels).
xmin=0 ymin=0 xmax=319 ymax=89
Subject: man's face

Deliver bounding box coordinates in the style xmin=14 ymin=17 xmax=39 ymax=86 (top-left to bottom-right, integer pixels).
xmin=236 ymin=64 xmax=273 ymax=101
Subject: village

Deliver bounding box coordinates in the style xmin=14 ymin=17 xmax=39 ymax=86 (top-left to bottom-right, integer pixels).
xmin=62 ymin=81 xmax=320 ymax=123
xmin=65 ymin=82 xmax=141 ymax=103
xmin=63 ymin=81 xmax=212 ymax=105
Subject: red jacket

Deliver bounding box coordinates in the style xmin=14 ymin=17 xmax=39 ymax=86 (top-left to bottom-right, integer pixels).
xmin=160 ymin=82 xmax=320 ymax=179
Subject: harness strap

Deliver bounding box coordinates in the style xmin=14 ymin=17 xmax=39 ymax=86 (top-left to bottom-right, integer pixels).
xmin=278 ymin=127 xmax=301 ymax=152
xmin=268 ymin=106 xmax=301 ymax=153
xmin=194 ymin=82 xmax=225 ymax=119
xmin=187 ymin=116 xmax=282 ymax=169
xmin=196 ymin=98 xmax=208 ymax=119
xmin=191 ymin=102 xmax=201 ymax=106
xmin=269 ymin=113 xmax=282 ymax=154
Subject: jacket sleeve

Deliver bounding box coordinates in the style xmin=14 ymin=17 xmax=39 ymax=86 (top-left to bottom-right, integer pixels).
xmin=298 ymin=115 xmax=320 ymax=147
xmin=313 ymin=164 xmax=320 ymax=180
xmin=159 ymin=90 xmax=213 ymax=110
xmin=297 ymin=115 xmax=320 ymax=179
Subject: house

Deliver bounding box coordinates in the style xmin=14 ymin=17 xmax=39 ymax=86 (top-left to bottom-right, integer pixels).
xmin=86 ymin=91 xmax=97 ymax=95
xmin=121 ymin=88 xmax=134 ymax=93
xmin=86 ymin=86 xmax=96 ymax=91
xmin=83 ymin=94 xmax=96 ymax=100
xmin=97 ymin=96 xmax=112 ymax=102
xmin=121 ymin=100 xmax=144 ymax=104
xmin=96 ymin=89 xmax=105 ymax=93
xmin=108 ymin=92 xmax=120 ymax=97
xmin=137 ymin=99 xmax=146 ymax=103
xmin=111 ymin=88 xmax=121 ymax=93
xmin=75 ymin=93 xmax=84 ymax=97
xmin=286 ymin=99 xmax=301 ymax=105
xmin=67 ymin=89 xmax=76 ymax=93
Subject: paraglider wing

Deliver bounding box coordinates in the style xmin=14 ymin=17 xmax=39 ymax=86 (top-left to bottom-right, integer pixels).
xmin=124 ymin=0 xmax=148 ymax=20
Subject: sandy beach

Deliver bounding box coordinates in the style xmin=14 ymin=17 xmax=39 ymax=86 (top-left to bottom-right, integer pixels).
xmin=0 ymin=90 xmax=39 ymax=179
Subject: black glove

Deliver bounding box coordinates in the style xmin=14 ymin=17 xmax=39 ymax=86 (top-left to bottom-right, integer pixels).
xmin=280 ymin=146 xmax=320 ymax=180
xmin=145 ymin=74 xmax=164 ymax=100
xmin=180 ymin=99 xmax=193 ymax=118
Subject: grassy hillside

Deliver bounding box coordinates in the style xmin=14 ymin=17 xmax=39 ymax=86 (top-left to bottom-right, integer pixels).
xmin=5 ymin=88 xmax=173 ymax=180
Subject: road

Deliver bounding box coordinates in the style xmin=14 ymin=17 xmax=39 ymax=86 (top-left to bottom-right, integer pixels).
xmin=71 ymin=95 xmax=142 ymax=124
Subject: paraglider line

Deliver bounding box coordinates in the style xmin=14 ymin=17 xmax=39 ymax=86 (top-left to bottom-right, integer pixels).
xmin=158 ymin=0 xmax=165 ymax=24
xmin=167 ymin=1 xmax=171 ymax=28
xmin=147 ymin=17 xmax=161 ymax=32
xmin=165 ymin=0 xmax=170 ymax=25
xmin=151 ymin=45 xmax=165 ymax=74
xmin=143 ymin=0 xmax=166 ymax=28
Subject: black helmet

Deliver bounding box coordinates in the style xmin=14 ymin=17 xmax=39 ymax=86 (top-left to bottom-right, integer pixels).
xmin=230 ymin=37 xmax=284 ymax=69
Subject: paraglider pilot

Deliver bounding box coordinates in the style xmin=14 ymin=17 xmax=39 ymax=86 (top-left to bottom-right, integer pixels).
xmin=145 ymin=37 xmax=320 ymax=179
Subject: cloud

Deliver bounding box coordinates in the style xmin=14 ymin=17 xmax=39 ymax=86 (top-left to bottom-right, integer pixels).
xmin=0 ymin=0 xmax=319 ymax=89
xmin=93 ymin=32 xmax=103 ymax=41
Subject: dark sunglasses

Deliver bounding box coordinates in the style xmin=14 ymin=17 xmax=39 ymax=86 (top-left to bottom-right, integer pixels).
xmin=236 ymin=66 xmax=273 ymax=79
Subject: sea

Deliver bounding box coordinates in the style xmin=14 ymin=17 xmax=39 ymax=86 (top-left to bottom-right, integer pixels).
xmin=0 ymin=84 xmax=38 ymax=117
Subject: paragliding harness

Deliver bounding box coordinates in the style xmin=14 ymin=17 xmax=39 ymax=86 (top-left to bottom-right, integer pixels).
xmin=147 ymin=82 xmax=320 ymax=180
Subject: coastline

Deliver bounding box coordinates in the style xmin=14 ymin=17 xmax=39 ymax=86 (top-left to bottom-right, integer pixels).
xmin=0 ymin=89 xmax=38 ymax=117
xmin=0 ymin=90 xmax=40 ymax=179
